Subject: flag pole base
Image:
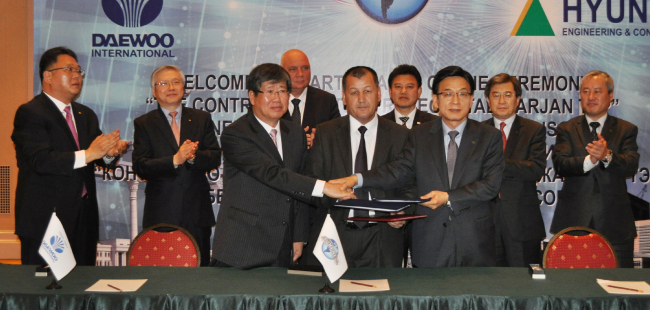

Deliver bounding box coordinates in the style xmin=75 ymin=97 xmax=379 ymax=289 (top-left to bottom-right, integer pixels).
xmin=46 ymin=279 xmax=62 ymax=290
xmin=319 ymin=283 xmax=335 ymax=293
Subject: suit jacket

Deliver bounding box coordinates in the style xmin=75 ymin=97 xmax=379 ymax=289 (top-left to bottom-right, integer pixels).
xmin=12 ymin=93 xmax=117 ymax=241
xmin=484 ymin=116 xmax=546 ymax=241
xmin=212 ymin=112 xmax=317 ymax=269
xmin=282 ymin=86 xmax=341 ymax=129
xmin=551 ymin=114 xmax=639 ymax=243
xmin=132 ymin=106 xmax=221 ymax=230
xmin=382 ymin=109 xmax=438 ymax=127
xmin=305 ymin=115 xmax=412 ymax=266
xmin=362 ymin=118 xmax=504 ymax=267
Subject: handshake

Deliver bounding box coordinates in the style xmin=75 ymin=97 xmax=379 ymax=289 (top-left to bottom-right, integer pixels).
xmin=322 ymin=175 xmax=451 ymax=210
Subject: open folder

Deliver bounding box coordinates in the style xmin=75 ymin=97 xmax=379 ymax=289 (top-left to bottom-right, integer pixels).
xmin=334 ymin=198 xmax=426 ymax=212
xmin=347 ymin=214 xmax=427 ymax=222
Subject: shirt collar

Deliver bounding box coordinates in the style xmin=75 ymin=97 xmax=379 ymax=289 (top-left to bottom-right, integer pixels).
xmin=442 ymin=119 xmax=467 ymax=138
xmin=255 ymin=115 xmax=281 ymax=134
xmin=585 ymin=113 xmax=608 ymax=128
xmin=160 ymin=104 xmax=183 ymax=118
xmin=349 ymin=113 xmax=379 ymax=133
xmin=43 ymin=91 xmax=70 ymax=112
xmin=289 ymin=87 xmax=308 ymax=103
xmin=494 ymin=114 xmax=516 ymax=129
xmin=395 ymin=107 xmax=417 ymax=120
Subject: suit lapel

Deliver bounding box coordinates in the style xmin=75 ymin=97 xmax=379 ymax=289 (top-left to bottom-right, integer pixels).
xmin=413 ymin=110 xmax=424 ymax=127
xmin=248 ymin=113 xmax=283 ymax=164
xmin=429 ymin=120 xmax=449 ymax=190
xmin=301 ymin=87 xmax=316 ymax=129
xmin=179 ymin=107 xmax=196 ymax=143
xmin=371 ymin=118 xmax=388 ymax=169
xmin=279 ymin=121 xmax=291 ymax=168
xmin=600 ymin=114 xmax=617 ymax=143
xmin=504 ymin=116 xmax=522 ymax=158
xmin=153 ymin=107 xmax=180 ymax=152
xmin=451 ymin=120 xmax=479 ymax=189
xmin=70 ymin=102 xmax=89 ymax=150
xmin=336 ymin=116 xmax=353 ymax=176
xmin=384 ymin=110 xmax=397 ymax=124
xmin=41 ymin=94 xmax=79 ymax=151
xmin=576 ymin=115 xmax=592 ymax=146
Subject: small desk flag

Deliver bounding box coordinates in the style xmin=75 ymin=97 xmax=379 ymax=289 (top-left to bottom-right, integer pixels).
xmin=313 ymin=214 xmax=348 ymax=283
xmin=39 ymin=212 xmax=76 ymax=280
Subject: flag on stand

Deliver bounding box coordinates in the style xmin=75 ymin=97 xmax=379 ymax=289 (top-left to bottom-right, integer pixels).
xmin=313 ymin=214 xmax=348 ymax=283
xmin=38 ymin=212 xmax=76 ymax=281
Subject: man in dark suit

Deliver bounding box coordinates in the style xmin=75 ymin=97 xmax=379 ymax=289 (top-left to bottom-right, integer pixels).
xmin=382 ymin=64 xmax=437 ymax=128
xmin=551 ymin=70 xmax=639 ymax=268
xmin=332 ymin=66 xmax=504 ymax=267
xmin=305 ymin=66 xmax=411 ymax=268
xmin=211 ymin=64 xmax=353 ymax=269
xmin=280 ymin=49 xmax=341 ymax=147
xmin=12 ymin=47 xmax=128 ymax=265
xmin=483 ymin=73 xmax=546 ymax=267
xmin=132 ymin=65 xmax=222 ymax=266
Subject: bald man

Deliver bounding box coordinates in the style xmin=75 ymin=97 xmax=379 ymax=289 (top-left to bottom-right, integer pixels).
xmin=280 ymin=49 xmax=341 ymax=143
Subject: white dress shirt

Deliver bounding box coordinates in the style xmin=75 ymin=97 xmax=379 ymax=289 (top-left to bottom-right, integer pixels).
xmin=288 ymin=87 xmax=308 ymax=125
xmin=583 ymin=114 xmax=610 ymax=172
xmin=349 ymin=115 xmax=379 ymax=218
xmin=394 ymin=108 xmax=417 ymax=129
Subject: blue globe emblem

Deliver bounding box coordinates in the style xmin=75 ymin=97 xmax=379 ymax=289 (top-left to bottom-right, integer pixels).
xmin=102 ymin=0 xmax=164 ymax=28
xmin=321 ymin=238 xmax=339 ymax=260
xmin=356 ymin=0 xmax=428 ymax=24
xmin=50 ymin=235 xmax=65 ymax=254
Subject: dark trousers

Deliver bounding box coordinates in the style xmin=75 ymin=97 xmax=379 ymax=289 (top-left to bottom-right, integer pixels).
xmin=610 ymin=240 xmax=635 ymax=268
xmin=182 ymin=225 xmax=213 ymax=267
xmin=495 ymin=225 xmax=542 ymax=267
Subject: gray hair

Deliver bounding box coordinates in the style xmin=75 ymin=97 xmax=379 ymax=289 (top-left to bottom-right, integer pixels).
xmin=583 ymin=70 xmax=614 ymax=94
xmin=150 ymin=65 xmax=185 ymax=88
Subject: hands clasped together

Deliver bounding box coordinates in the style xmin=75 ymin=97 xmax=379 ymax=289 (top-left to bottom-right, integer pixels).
xmin=85 ymin=129 xmax=129 ymax=163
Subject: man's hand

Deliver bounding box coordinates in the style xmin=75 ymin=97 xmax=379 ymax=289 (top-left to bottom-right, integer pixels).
xmin=292 ymin=242 xmax=304 ymax=262
xmin=420 ymin=190 xmax=449 ymax=210
xmin=586 ymin=133 xmax=608 ymax=162
xmin=173 ymin=140 xmax=199 ymax=166
xmin=305 ymin=126 xmax=317 ymax=149
xmin=85 ymin=129 xmax=120 ymax=163
xmin=323 ymin=181 xmax=356 ymax=200
xmin=107 ymin=140 xmax=130 ymax=157
xmin=388 ymin=211 xmax=406 ymax=229
xmin=329 ymin=175 xmax=358 ymax=192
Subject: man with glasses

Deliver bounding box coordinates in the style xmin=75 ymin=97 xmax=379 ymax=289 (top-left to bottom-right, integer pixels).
xmin=483 ymin=74 xmax=546 ymax=267
xmin=12 ymin=46 xmax=128 ymax=265
xmin=211 ymin=64 xmax=354 ymax=269
xmin=132 ymin=65 xmax=222 ymax=266
xmin=331 ymin=66 xmax=504 ymax=267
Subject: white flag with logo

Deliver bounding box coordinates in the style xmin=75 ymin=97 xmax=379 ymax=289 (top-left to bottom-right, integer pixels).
xmin=313 ymin=214 xmax=348 ymax=283
xmin=38 ymin=212 xmax=76 ymax=280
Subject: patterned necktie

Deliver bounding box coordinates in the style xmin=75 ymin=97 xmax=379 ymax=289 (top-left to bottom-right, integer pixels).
xmin=270 ymin=129 xmax=278 ymax=147
xmin=64 ymin=106 xmax=86 ymax=197
xmin=589 ymin=122 xmax=600 ymax=141
xmin=169 ymin=111 xmax=180 ymax=146
xmin=500 ymin=122 xmax=507 ymax=152
xmin=399 ymin=116 xmax=409 ymax=126
xmin=447 ymin=130 xmax=459 ymax=187
xmin=353 ymin=126 xmax=369 ymax=228
xmin=291 ymin=98 xmax=301 ymax=126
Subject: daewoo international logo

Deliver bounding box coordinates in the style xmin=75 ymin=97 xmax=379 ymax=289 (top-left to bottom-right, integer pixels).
xmin=356 ymin=0 xmax=429 ymax=24
xmin=102 ymin=0 xmax=163 ymax=28
xmin=511 ymin=0 xmax=554 ymax=36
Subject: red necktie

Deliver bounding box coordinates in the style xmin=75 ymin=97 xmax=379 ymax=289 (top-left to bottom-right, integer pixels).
xmin=500 ymin=122 xmax=507 ymax=152
xmin=64 ymin=106 xmax=87 ymax=197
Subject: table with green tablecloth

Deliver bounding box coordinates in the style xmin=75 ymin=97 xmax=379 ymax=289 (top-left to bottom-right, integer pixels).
xmin=1 ymin=265 xmax=649 ymax=309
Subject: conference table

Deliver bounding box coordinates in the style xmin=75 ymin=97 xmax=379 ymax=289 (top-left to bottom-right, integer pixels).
xmin=1 ymin=265 xmax=649 ymax=309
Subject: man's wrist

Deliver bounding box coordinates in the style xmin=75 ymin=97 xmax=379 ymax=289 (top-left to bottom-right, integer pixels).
xmin=601 ymin=149 xmax=613 ymax=163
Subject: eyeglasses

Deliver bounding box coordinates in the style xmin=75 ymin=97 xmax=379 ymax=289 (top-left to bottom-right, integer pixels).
xmin=490 ymin=92 xmax=514 ymax=99
xmin=48 ymin=67 xmax=85 ymax=77
xmin=155 ymin=80 xmax=183 ymax=88
xmin=258 ymin=89 xmax=289 ymax=97
xmin=437 ymin=91 xmax=470 ymax=100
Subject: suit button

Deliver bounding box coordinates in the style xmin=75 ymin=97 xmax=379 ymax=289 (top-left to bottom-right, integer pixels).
xmin=282 ymin=222 xmax=287 ymax=226
xmin=443 ymin=223 xmax=447 ymax=227
xmin=286 ymin=198 xmax=291 ymax=202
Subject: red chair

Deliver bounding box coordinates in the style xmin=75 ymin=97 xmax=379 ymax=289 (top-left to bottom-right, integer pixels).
xmin=543 ymin=226 xmax=617 ymax=269
xmin=127 ymin=223 xmax=200 ymax=267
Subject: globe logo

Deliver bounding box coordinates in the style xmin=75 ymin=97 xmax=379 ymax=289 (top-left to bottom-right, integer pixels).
xmin=50 ymin=235 xmax=66 ymax=254
xmin=321 ymin=236 xmax=340 ymax=264
xmin=102 ymin=0 xmax=164 ymax=28
xmin=356 ymin=0 xmax=428 ymax=24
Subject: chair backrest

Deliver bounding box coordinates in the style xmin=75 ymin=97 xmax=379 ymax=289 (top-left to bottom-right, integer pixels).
xmin=543 ymin=226 xmax=617 ymax=268
xmin=127 ymin=223 xmax=200 ymax=267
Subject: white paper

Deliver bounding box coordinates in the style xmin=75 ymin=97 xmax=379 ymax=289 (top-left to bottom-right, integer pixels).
xmin=86 ymin=279 xmax=148 ymax=292
xmin=339 ymin=279 xmax=390 ymax=292
xmin=597 ymin=278 xmax=650 ymax=294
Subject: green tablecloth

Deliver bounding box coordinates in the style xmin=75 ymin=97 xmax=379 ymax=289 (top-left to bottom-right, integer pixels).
xmin=1 ymin=265 xmax=649 ymax=309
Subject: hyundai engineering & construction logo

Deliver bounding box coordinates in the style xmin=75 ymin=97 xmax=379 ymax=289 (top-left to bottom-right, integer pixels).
xmin=94 ymin=0 xmax=174 ymax=58
xmin=102 ymin=0 xmax=163 ymax=27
